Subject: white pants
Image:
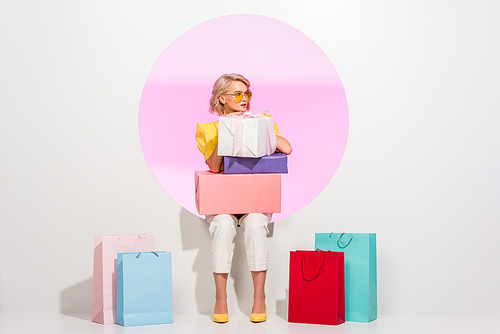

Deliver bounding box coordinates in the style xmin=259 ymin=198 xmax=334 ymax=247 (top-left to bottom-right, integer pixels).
xmin=206 ymin=213 xmax=271 ymax=273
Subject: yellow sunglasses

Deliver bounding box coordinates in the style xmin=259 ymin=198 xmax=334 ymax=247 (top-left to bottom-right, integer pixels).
xmin=223 ymin=91 xmax=252 ymax=102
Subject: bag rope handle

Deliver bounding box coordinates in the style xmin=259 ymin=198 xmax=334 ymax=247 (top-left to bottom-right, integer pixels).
xmin=135 ymin=252 xmax=159 ymax=258
xmin=301 ymin=254 xmax=325 ymax=281
xmin=337 ymin=232 xmax=353 ymax=249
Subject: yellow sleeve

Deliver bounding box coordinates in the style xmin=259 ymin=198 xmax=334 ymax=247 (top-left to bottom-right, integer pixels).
xmin=196 ymin=121 xmax=219 ymax=161
xmin=273 ymin=122 xmax=282 ymax=137
xmin=262 ymin=112 xmax=282 ymax=137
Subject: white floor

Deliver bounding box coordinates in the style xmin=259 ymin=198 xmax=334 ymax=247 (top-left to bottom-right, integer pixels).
xmin=1 ymin=313 xmax=499 ymax=334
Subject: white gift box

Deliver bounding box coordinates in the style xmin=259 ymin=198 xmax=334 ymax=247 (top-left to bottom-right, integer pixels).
xmin=218 ymin=112 xmax=277 ymax=158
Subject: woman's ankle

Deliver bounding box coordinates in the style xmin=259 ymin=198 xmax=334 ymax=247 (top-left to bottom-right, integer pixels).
xmin=253 ymin=293 xmax=266 ymax=301
xmin=215 ymin=294 xmax=228 ymax=301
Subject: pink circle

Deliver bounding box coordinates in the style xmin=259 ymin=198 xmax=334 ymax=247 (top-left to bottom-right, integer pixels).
xmin=139 ymin=15 xmax=349 ymax=221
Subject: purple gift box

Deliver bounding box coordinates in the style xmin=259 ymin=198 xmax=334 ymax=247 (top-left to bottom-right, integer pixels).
xmin=223 ymin=153 xmax=288 ymax=174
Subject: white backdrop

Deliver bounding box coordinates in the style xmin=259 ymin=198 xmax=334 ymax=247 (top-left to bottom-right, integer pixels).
xmin=1 ymin=0 xmax=499 ymax=316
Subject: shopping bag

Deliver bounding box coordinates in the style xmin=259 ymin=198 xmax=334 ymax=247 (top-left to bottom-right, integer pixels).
xmin=91 ymin=234 xmax=155 ymax=324
xmin=218 ymin=112 xmax=276 ymax=158
xmin=315 ymin=233 xmax=377 ymax=322
xmin=288 ymin=250 xmax=345 ymax=325
xmin=116 ymin=251 xmax=173 ymax=326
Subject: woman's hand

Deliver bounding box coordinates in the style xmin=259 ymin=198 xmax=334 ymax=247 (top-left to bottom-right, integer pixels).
xmin=206 ymin=143 xmax=224 ymax=173
xmin=227 ymin=111 xmax=245 ymax=116
xmin=276 ymin=135 xmax=292 ymax=155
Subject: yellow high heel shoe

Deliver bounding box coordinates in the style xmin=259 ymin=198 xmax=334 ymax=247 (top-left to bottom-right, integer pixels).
xmin=250 ymin=302 xmax=267 ymax=323
xmin=213 ymin=303 xmax=228 ymax=323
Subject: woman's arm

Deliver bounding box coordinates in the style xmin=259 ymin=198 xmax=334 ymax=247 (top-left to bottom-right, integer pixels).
xmin=276 ymin=135 xmax=293 ymax=155
xmin=206 ymin=143 xmax=224 ymax=173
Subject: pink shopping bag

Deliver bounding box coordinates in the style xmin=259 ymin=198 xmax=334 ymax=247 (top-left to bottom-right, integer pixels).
xmin=91 ymin=234 xmax=155 ymax=324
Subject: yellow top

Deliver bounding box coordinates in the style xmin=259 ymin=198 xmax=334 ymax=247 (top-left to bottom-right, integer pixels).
xmin=196 ymin=115 xmax=281 ymax=161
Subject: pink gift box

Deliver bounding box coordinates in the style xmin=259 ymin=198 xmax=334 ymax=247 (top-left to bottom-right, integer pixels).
xmin=195 ymin=171 xmax=281 ymax=215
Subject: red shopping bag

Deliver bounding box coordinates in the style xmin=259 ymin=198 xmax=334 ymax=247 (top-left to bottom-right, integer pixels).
xmin=288 ymin=250 xmax=345 ymax=325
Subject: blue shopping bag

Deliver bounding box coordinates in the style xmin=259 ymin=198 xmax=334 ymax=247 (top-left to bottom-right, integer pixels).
xmin=116 ymin=251 xmax=173 ymax=326
xmin=315 ymin=233 xmax=377 ymax=322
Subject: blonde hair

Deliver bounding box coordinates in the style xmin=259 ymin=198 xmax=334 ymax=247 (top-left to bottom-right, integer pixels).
xmin=209 ymin=73 xmax=251 ymax=116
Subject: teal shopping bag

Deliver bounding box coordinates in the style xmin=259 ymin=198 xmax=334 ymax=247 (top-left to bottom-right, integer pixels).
xmin=116 ymin=251 xmax=173 ymax=326
xmin=315 ymin=233 xmax=377 ymax=322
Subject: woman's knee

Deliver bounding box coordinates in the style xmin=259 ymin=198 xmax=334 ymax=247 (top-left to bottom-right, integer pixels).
xmin=242 ymin=213 xmax=270 ymax=236
xmin=208 ymin=214 xmax=237 ymax=238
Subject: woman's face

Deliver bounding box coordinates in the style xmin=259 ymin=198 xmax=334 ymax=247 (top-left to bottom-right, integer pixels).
xmin=219 ymin=81 xmax=250 ymax=114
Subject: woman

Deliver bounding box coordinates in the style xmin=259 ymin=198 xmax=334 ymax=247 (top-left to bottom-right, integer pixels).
xmin=195 ymin=74 xmax=292 ymax=323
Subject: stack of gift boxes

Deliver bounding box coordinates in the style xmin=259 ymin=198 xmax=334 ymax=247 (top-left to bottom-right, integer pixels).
xmin=195 ymin=113 xmax=288 ymax=215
